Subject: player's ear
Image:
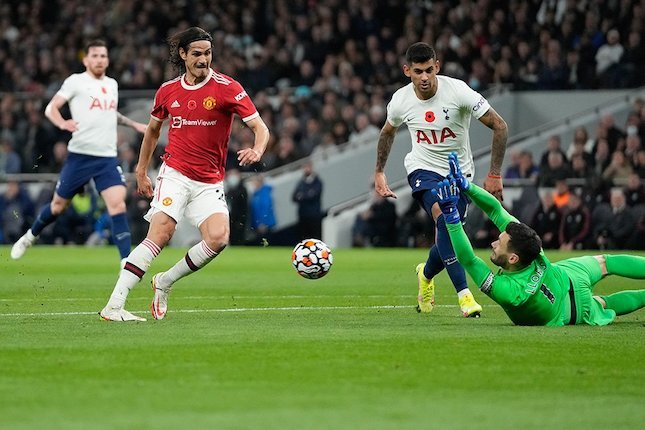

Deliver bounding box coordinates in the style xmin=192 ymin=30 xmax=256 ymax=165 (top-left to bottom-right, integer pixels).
xmin=434 ymin=59 xmax=441 ymax=74
xmin=179 ymin=47 xmax=188 ymax=61
xmin=508 ymin=252 xmax=520 ymax=265
xmin=403 ymin=64 xmax=411 ymax=78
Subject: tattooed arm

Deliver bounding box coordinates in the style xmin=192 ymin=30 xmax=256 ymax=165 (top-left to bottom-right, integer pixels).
xmin=477 ymin=107 xmax=508 ymax=201
xmin=374 ymin=121 xmax=398 ymax=199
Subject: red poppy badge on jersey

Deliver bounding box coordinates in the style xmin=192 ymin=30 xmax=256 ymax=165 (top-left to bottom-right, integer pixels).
xmin=203 ymin=96 xmax=216 ymax=110
xmin=425 ymin=111 xmax=435 ymax=123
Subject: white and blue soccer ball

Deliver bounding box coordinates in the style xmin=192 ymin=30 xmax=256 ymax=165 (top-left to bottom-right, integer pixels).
xmin=292 ymin=238 xmax=333 ymax=279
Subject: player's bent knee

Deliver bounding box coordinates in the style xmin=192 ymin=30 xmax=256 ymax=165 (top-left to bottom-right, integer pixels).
xmin=204 ymin=231 xmax=229 ymax=252
xmin=106 ymin=201 xmax=127 ymax=215
xmin=594 ymin=255 xmax=608 ymax=276
xmin=593 ymin=295 xmax=606 ymax=308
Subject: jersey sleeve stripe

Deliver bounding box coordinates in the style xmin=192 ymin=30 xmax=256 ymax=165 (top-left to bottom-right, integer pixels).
xmin=242 ymin=111 xmax=259 ymax=122
xmin=150 ymin=115 xmax=164 ymax=122
xmin=212 ymin=72 xmax=232 ymax=85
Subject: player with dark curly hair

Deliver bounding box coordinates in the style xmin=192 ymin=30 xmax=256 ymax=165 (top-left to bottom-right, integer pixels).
xmin=432 ymin=152 xmax=645 ymax=326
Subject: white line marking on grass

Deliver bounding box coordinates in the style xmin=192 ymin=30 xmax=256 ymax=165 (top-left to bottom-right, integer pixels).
xmin=0 ymin=304 xmax=454 ymax=318
xmin=0 ymin=295 xmax=416 ymax=302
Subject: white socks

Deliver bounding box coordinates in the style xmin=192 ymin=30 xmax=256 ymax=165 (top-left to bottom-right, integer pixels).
xmin=158 ymin=241 xmax=219 ymax=288
xmin=107 ymin=239 xmax=162 ymax=309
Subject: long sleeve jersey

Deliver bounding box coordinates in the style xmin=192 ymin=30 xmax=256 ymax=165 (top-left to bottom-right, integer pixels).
xmin=446 ymin=184 xmax=571 ymax=326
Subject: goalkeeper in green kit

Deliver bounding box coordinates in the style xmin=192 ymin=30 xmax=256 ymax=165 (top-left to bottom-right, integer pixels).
xmin=432 ymin=152 xmax=645 ymax=326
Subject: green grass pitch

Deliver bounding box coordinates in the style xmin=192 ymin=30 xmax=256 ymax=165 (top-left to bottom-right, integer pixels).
xmin=1 ymin=245 xmax=644 ymax=429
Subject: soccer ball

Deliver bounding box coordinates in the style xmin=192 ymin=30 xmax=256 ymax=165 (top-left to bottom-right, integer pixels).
xmin=291 ymin=238 xmax=333 ymax=279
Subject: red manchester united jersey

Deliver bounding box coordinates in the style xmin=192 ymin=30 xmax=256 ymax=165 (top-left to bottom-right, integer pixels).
xmin=151 ymin=69 xmax=258 ymax=183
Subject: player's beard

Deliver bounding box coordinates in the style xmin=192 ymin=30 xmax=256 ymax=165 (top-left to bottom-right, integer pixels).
xmin=490 ymin=252 xmax=507 ymax=268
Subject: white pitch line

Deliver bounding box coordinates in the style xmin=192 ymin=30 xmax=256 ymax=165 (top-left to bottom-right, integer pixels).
xmin=0 ymin=294 xmax=415 ymax=302
xmin=0 ymin=304 xmax=457 ymax=318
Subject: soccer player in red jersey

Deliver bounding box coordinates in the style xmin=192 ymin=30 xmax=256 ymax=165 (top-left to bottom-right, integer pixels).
xmin=100 ymin=27 xmax=270 ymax=322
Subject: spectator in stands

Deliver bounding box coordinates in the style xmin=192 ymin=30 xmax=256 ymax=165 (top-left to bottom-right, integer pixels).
xmin=623 ymin=173 xmax=645 ymax=207
xmin=624 ymin=133 xmax=641 ymax=168
xmin=505 ymin=150 xmax=540 ymax=184
xmin=595 ymin=29 xmax=624 ymax=88
xmin=398 ymin=199 xmax=433 ymax=248
xmin=596 ymin=189 xmax=637 ymax=250
xmin=552 ymin=178 xmax=572 ymax=211
xmin=537 ymin=45 xmax=569 ymax=90
xmin=602 ymin=150 xmax=634 ymax=185
xmin=18 ymin=108 xmax=58 ymax=173
xmin=570 ymin=154 xmax=593 ymax=184
xmin=531 ymin=190 xmax=561 ymax=249
xmin=0 ymin=181 xmax=35 ymax=244
xmin=0 ymin=137 xmax=21 ymax=174
xmin=634 ymin=149 xmax=645 ymax=177
xmin=310 ymin=133 xmax=339 ymax=159
xmin=51 ymin=186 xmax=98 ymax=245
xmin=225 ymin=169 xmax=249 ymax=246
xmin=539 ymin=135 xmax=567 ymax=169
xmin=348 ymin=112 xmax=379 ymax=147
xmin=250 ymin=174 xmax=276 ymax=245
xmin=621 ymin=30 xmax=645 ymax=87
xmin=118 ymin=143 xmax=137 ymax=175
xmin=42 ymin=141 xmax=68 ymax=174
xmin=591 ymin=138 xmax=612 ymax=177
xmin=566 ymin=126 xmax=595 ymax=158
xmin=559 ymin=192 xmax=591 ymax=251
xmin=464 ymin=206 xmax=499 ymax=249
xmin=264 ymin=135 xmax=301 ymax=170
xmin=504 ymin=151 xmax=521 ymax=179
xmin=291 ymin=161 xmax=324 ymax=241
xmin=538 ymin=151 xmax=571 ymax=187
xmin=299 ymin=118 xmax=324 ymax=157
xmin=359 ymin=190 xmax=398 ymax=248
xmin=598 ymin=114 xmax=625 ymax=153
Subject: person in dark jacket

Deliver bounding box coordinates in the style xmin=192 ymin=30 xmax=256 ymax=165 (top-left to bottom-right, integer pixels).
xmin=292 ymin=161 xmax=323 ymax=240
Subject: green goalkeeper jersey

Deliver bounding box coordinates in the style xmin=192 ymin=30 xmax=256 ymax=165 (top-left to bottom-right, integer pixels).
xmin=446 ymin=184 xmax=571 ymax=326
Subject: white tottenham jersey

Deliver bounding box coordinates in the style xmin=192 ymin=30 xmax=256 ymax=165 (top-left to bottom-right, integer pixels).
xmin=56 ymin=72 xmax=119 ymax=157
xmin=387 ymin=75 xmax=490 ymax=178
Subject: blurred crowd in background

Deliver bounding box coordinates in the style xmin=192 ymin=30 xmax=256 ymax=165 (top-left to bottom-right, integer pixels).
xmin=0 ymin=0 xmax=644 ymax=248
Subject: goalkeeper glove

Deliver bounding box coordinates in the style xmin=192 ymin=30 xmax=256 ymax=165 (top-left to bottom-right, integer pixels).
xmin=448 ymin=152 xmax=470 ymax=191
xmin=431 ymin=178 xmax=461 ymax=224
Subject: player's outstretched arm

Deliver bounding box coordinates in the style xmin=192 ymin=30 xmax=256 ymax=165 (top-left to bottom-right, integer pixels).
xmin=467 ymin=184 xmax=517 ymax=232
xmin=432 ymin=178 xmax=495 ymax=288
xmin=117 ymin=112 xmax=147 ymax=134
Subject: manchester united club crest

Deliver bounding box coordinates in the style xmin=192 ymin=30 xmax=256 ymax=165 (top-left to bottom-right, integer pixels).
xmin=162 ymin=197 xmax=173 ymax=206
xmin=203 ymin=96 xmax=216 ymax=110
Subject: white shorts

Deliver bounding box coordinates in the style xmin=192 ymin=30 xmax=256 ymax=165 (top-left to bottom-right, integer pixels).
xmin=144 ymin=163 xmax=229 ymax=227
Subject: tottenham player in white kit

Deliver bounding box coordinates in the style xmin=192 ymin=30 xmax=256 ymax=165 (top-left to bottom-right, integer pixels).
xmin=374 ymin=42 xmax=508 ymax=317
xmin=11 ymin=40 xmax=147 ymax=263
xmin=99 ymin=27 xmax=270 ymax=322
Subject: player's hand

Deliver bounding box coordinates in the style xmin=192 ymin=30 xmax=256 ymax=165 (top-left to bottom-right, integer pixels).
xmin=133 ymin=122 xmax=148 ymax=134
xmin=448 ymin=152 xmax=470 ymax=191
xmin=483 ymin=173 xmax=504 ymax=202
xmin=374 ymin=172 xmax=397 ymax=199
xmin=431 ymin=178 xmax=461 ymax=224
xmin=237 ymin=148 xmax=262 ymax=167
xmin=136 ymin=174 xmax=154 ymax=199
xmin=60 ymin=119 xmax=79 ymax=133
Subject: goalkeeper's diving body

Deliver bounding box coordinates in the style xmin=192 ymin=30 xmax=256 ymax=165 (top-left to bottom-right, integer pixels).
xmin=433 ymin=152 xmax=645 ymax=326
